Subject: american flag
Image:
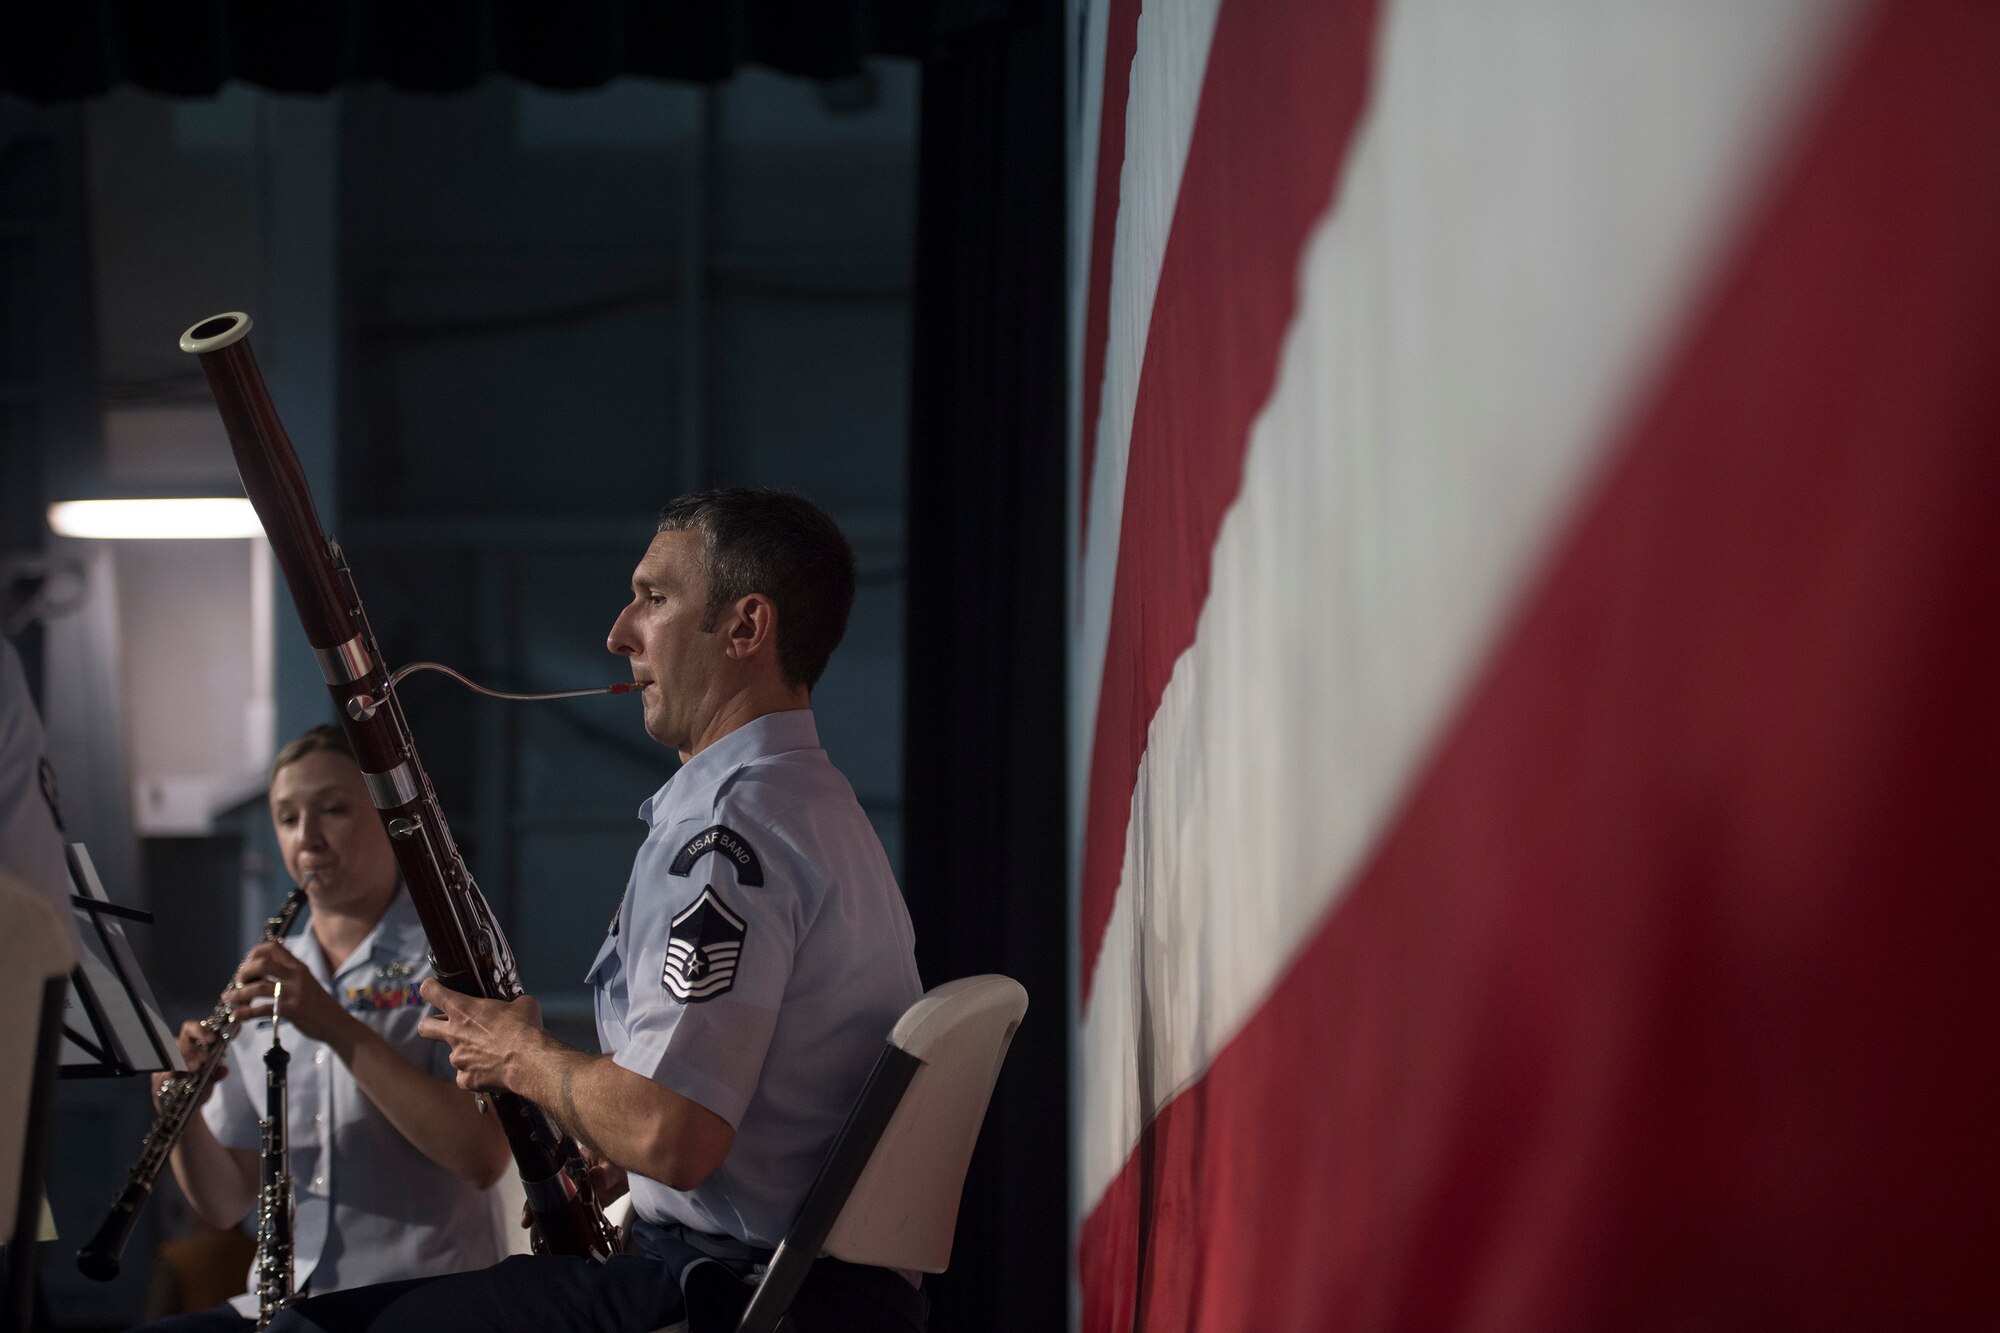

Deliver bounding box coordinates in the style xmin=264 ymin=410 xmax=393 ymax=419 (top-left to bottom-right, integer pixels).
xmin=1068 ymin=1 xmax=2000 ymax=1327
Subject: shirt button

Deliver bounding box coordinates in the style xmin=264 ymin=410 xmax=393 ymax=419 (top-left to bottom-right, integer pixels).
xmin=314 ymin=1050 xmax=327 ymax=1066
xmin=313 ymin=1113 xmax=324 ymax=1127
xmin=313 ymin=1176 xmax=325 ymax=1189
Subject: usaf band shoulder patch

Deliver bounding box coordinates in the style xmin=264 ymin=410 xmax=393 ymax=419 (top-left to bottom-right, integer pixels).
xmin=664 ymin=887 xmax=747 ymax=1003
xmin=668 ymin=824 xmax=765 ymax=886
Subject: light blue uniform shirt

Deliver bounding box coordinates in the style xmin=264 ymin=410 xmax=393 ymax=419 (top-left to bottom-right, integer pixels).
xmin=589 ymin=709 xmax=922 ymax=1247
xmin=204 ymin=890 xmax=505 ymax=1316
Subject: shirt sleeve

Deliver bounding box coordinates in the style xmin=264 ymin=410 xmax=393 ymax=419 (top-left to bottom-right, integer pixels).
xmin=611 ymin=788 xmax=810 ymax=1127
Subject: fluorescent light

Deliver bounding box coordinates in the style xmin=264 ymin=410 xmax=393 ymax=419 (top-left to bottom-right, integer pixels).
xmin=47 ymin=498 xmax=264 ymax=540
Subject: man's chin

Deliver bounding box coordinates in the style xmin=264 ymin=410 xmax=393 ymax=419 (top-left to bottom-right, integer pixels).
xmin=641 ymin=711 xmax=681 ymax=751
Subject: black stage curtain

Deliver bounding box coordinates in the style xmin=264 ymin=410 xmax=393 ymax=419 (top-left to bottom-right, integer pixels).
xmin=903 ymin=2 xmax=1068 ymax=1328
xmin=0 ymin=0 xmax=1010 ymax=100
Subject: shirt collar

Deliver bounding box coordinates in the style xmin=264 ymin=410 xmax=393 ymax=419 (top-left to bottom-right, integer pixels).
xmin=295 ymin=886 xmax=426 ymax=984
xmin=638 ymin=708 xmax=820 ymax=828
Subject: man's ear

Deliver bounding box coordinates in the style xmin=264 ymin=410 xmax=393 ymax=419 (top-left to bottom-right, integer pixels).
xmin=723 ymin=593 xmax=778 ymax=662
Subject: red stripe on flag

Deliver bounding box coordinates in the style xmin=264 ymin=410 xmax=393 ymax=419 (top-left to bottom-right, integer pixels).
xmin=1076 ymin=0 xmax=1383 ymax=1005
xmin=1079 ymin=2 xmax=2000 ymax=1324
xmin=1076 ymin=0 xmax=1142 ymax=550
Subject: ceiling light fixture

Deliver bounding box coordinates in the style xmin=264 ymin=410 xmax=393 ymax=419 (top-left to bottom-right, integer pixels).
xmin=46 ymin=498 xmax=263 ymax=540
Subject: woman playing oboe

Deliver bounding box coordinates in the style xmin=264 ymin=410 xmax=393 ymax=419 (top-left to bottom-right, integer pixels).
xmin=141 ymin=725 xmax=510 ymax=1332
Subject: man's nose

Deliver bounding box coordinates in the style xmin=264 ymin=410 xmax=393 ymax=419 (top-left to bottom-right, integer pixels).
xmin=607 ymin=605 xmax=637 ymax=657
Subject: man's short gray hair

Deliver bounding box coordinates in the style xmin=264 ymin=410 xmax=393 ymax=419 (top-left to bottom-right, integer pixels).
xmin=657 ymin=488 xmax=856 ymax=691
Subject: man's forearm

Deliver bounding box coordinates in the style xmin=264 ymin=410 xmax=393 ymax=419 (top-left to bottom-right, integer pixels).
xmin=509 ymin=1038 xmax=651 ymax=1169
xmin=507 ymin=1036 xmax=732 ymax=1191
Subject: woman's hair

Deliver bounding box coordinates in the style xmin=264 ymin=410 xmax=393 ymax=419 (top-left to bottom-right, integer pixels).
xmin=268 ymin=723 xmax=357 ymax=783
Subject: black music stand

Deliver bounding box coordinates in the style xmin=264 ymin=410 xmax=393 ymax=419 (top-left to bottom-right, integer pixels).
xmin=61 ymin=844 xmax=180 ymax=1080
xmin=0 ymin=840 xmax=177 ymax=1328
xmin=0 ymin=846 xmax=178 ymax=1333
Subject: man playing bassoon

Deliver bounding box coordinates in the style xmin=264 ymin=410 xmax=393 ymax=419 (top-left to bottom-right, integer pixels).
xmin=270 ymin=489 xmax=927 ymax=1333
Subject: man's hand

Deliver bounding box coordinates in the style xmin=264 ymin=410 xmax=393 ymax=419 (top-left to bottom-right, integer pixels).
xmin=224 ymin=942 xmax=355 ymax=1044
xmin=416 ymin=977 xmax=550 ymax=1094
xmin=518 ymin=1151 xmax=628 ymax=1234
xmin=583 ymin=1147 xmax=629 ymax=1205
xmin=420 ymin=982 xmax=734 ymax=1191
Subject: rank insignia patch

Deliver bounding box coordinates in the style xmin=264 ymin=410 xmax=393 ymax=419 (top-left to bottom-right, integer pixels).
xmin=668 ymin=825 xmax=765 ymax=886
xmin=663 ymin=888 xmax=747 ymax=1003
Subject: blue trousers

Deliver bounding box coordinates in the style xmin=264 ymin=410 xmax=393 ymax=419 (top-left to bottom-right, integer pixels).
xmin=262 ymin=1222 xmax=927 ymax=1333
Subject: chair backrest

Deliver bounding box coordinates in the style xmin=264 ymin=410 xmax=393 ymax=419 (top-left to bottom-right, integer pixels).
xmin=735 ymin=974 xmax=1027 ymax=1333
xmin=824 ymin=974 xmax=1028 ymax=1270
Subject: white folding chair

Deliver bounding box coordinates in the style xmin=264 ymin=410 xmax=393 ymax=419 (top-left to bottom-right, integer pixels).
xmin=734 ymin=974 xmax=1029 ymax=1333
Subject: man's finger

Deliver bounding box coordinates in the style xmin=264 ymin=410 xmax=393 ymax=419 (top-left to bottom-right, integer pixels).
xmin=415 ymin=1015 xmax=450 ymax=1043
xmin=419 ymin=977 xmax=462 ymax=1015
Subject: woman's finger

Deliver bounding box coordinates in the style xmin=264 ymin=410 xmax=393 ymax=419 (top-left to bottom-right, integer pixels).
xmin=223 ymin=982 xmax=273 ymax=1010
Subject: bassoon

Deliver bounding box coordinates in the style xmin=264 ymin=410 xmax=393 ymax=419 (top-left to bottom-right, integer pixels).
xmin=178 ymin=311 xmax=618 ymax=1260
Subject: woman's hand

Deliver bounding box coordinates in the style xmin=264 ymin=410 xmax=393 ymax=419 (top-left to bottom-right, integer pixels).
xmin=151 ymin=1018 xmax=227 ymax=1111
xmin=223 ymin=941 xmax=357 ymax=1046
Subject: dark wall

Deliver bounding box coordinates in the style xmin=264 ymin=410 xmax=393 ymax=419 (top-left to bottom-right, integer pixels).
xmin=904 ymin=3 xmax=1069 ymax=1328
xmin=331 ymin=69 xmax=920 ymax=1042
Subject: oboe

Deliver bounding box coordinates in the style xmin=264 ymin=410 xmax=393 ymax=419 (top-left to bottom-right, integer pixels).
xmin=254 ymin=982 xmax=295 ymax=1328
xmin=77 ymin=884 xmax=311 ymax=1282
xmin=179 ymin=310 xmax=618 ymax=1260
